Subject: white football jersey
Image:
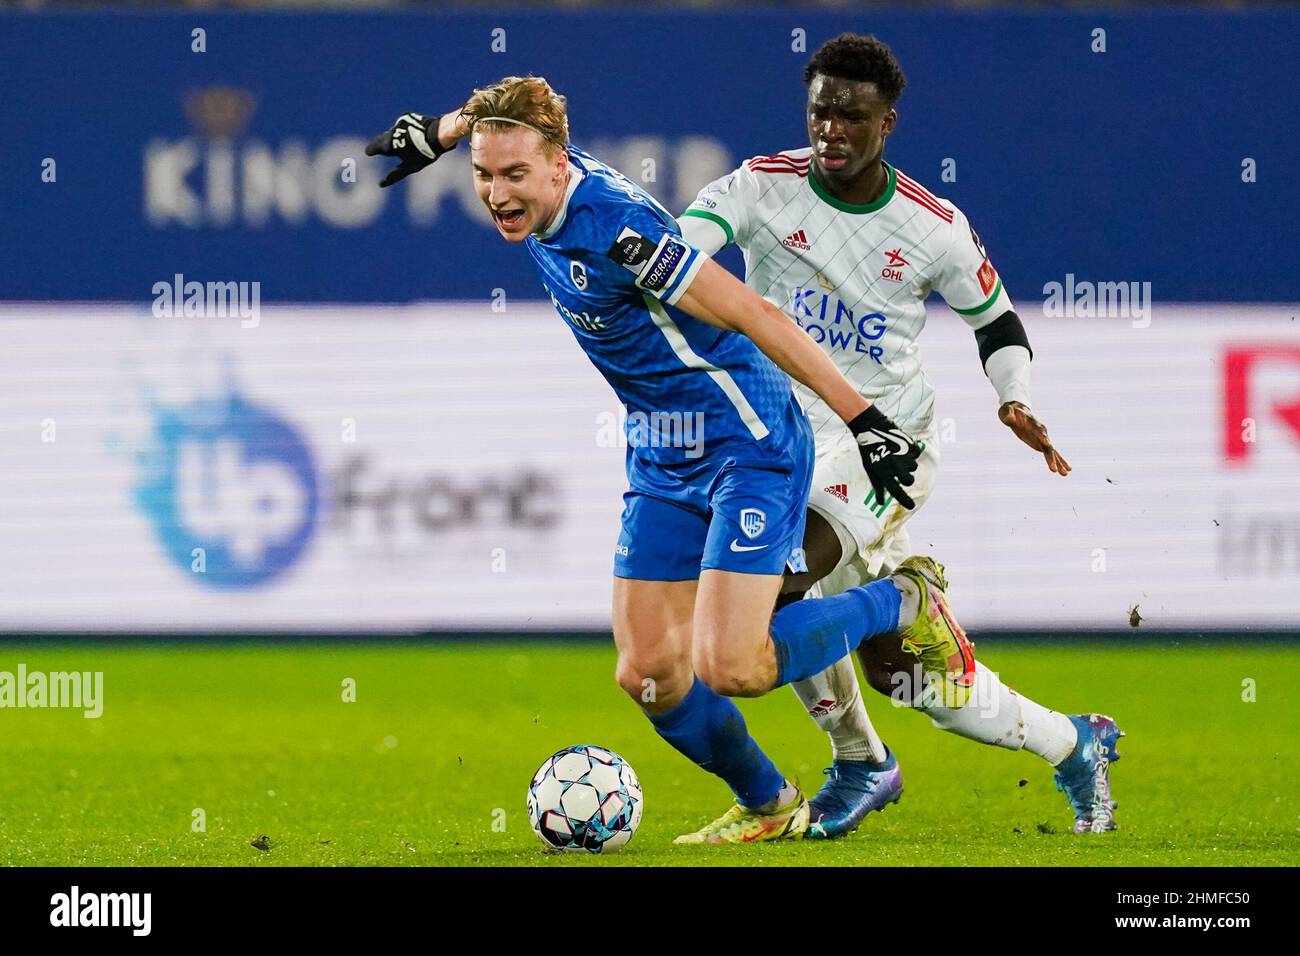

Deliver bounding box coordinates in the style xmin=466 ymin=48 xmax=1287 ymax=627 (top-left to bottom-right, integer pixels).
xmin=679 ymin=148 xmax=1013 ymax=445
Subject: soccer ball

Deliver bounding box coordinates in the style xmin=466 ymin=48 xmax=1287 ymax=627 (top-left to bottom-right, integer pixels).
xmin=527 ymin=745 xmax=643 ymax=853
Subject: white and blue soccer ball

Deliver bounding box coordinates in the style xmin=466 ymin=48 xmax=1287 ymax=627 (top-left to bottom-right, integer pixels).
xmin=527 ymin=745 xmax=643 ymax=853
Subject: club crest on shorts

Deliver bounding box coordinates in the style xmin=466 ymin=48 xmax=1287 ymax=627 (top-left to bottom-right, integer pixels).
xmin=739 ymin=507 xmax=766 ymax=539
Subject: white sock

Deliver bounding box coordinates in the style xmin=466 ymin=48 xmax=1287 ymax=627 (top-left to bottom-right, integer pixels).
xmin=757 ymin=778 xmax=800 ymax=814
xmin=920 ymin=662 xmax=1078 ymax=765
xmin=890 ymin=575 xmax=920 ymax=631
xmin=791 ymin=656 xmax=888 ymax=764
xmin=1017 ymin=689 xmax=1079 ymax=766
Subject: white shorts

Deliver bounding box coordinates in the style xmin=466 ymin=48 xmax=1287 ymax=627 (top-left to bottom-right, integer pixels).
xmin=805 ymin=423 xmax=940 ymax=597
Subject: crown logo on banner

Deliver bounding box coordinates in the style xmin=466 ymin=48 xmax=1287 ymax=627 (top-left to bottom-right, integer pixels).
xmin=184 ymin=86 xmax=258 ymax=140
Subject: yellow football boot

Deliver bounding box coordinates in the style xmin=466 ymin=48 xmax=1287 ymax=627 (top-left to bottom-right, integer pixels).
xmin=891 ymin=555 xmax=976 ymax=708
xmin=673 ymin=786 xmax=809 ymax=845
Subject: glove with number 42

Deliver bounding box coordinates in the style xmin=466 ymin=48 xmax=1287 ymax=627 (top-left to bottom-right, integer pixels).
xmin=848 ymin=405 xmax=922 ymax=510
xmin=365 ymin=113 xmax=454 ymax=188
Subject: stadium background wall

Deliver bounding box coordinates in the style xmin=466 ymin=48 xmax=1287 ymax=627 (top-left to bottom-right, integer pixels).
xmin=1 ymin=8 xmax=1296 ymax=637
xmin=0 ymin=7 xmax=1296 ymax=303
xmin=1 ymin=304 xmax=1297 ymax=635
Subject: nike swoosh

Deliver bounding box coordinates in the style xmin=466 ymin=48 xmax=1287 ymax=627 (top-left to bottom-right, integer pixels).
xmin=871 ymin=429 xmax=910 ymax=458
xmin=730 ymin=540 xmax=768 ymax=552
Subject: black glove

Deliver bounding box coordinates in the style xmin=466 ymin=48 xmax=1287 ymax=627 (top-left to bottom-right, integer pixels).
xmin=848 ymin=405 xmax=921 ymax=510
xmin=365 ymin=113 xmax=455 ymax=188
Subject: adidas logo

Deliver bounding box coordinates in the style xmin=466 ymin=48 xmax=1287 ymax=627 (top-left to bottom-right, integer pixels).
xmin=782 ymin=229 xmax=811 ymax=251
xmin=825 ymin=483 xmax=848 ymax=503
xmin=809 ymin=697 xmax=837 ymax=717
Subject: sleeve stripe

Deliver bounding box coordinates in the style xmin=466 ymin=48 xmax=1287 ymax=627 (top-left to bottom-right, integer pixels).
xmin=663 ymin=249 xmax=706 ymax=308
xmin=680 ymin=209 xmax=735 ymax=245
xmin=654 ymin=239 xmax=694 ymax=300
xmin=643 ymin=296 xmax=770 ymax=440
xmin=951 ymin=277 xmax=1004 ymax=316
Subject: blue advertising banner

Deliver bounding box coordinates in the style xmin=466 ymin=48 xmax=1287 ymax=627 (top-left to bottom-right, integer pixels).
xmin=1 ymin=8 xmax=1295 ymax=303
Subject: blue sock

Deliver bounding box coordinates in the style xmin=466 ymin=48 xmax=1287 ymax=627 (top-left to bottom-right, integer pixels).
xmin=647 ymin=677 xmax=783 ymax=808
xmin=769 ymin=578 xmax=901 ymax=687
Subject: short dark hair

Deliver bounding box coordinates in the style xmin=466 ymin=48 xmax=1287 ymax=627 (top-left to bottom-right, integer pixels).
xmin=803 ymin=34 xmax=907 ymax=106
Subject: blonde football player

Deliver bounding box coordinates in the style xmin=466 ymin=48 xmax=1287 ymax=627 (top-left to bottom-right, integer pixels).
xmin=367 ymin=76 xmax=975 ymax=846
xmin=678 ymin=34 xmax=1124 ymax=836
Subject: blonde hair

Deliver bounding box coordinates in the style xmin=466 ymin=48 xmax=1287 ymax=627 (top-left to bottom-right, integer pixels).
xmin=460 ymin=76 xmax=569 ymax=155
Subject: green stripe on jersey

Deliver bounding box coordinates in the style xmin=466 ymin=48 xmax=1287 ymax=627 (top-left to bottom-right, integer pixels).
xmin=952 ymin=277 xmax=1004 ymax=316
xmin=809 ymin=162 xmax=897 ymax=214
xmin=864 ymin=489 xmax=893 ymax=518
xmin=681 ymin=209 xmax=735 ymax=245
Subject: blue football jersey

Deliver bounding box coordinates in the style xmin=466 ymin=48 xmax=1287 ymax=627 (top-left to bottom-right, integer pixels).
xmin=526 ymin=145 xmax=806 ymax=469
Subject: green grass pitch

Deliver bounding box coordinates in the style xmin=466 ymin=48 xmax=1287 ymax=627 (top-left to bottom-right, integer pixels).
xmin=0 ymin=639 xmax=1296 ymax=866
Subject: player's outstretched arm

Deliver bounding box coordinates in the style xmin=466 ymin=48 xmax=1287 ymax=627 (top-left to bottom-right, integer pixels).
xmin=974 ymin=312 xmax=1071 ymax=476
xmin=937 ymin=207 xmax=1070 ymax=477
xmin=366 ymin=111 xmax=470 ymax=187
xmin=676 ymin=258 xmax=921 ymax=507
xmin=998 ymin=399 xmax=1071 ymax=476
xmin=677 ymin=259 xmax=866 ymax=422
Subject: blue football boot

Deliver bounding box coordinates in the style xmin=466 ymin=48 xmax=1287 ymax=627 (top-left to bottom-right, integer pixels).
xmin=804 ymin=749 xmax=903 ymax=839
xmin=1053 ymin=713 xmax=1124 ymax=833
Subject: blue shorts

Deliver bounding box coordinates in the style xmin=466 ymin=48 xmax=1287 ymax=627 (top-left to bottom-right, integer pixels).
xmin=613 ymin=450 xmax=813 ymax=581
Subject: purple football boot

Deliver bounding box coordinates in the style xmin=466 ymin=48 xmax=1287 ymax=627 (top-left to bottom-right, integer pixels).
xmin=1053 ymin=713 xmax=1125 ymax=833
xmin=805 ymin=748 xmax=903 ymax=840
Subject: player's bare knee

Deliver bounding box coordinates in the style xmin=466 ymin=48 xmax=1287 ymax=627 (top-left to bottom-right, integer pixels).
xmin=696 ymin=663 xmax=766 ymax=699
xmin=693 ymin=645 xmax=771 ymax=698
xmin=615 ymin=653 xmax=689 ymax=711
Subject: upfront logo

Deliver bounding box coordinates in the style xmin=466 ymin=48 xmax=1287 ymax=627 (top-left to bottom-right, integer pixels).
xmin=1042 ymin=274 xmax=1152 ymax=328
xmin=151 ymin=273 xmax=260 ymax=328
xmin=333 ymin=457 xmax=561 ymax=535
xmin=50 ymin=886 xmax=151 ymax=936
xmin=0 ymin=665 xmax=102 ymax=718
xmin=132 ymin=393 xmax=318 ymax=589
